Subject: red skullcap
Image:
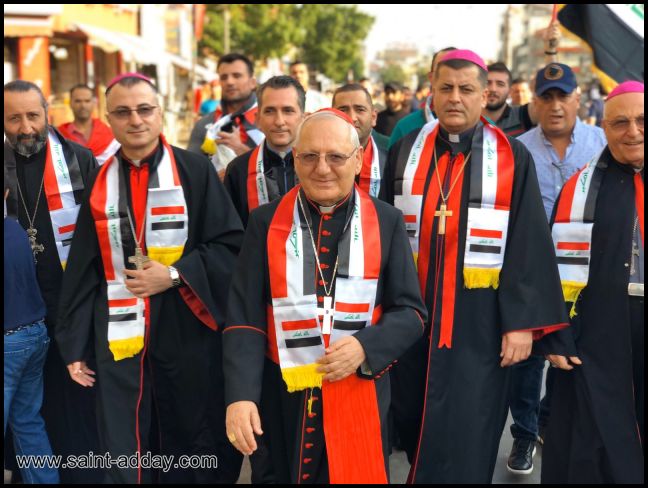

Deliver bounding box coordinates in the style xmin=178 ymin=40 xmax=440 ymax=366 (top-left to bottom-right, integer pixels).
xmin=310 ymin=107 xmax=355 ymax=126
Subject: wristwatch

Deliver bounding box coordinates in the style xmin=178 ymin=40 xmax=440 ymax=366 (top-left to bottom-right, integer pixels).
xmin=168 ymin=266 xmax=182 ymax=288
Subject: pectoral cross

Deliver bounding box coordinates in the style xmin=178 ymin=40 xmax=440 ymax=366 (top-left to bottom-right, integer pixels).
xmin=27 ymin=227 xmax=45 ymax=262
xmin=435 ymin=204 xmax=453 ymax=235
xmin=128 ymin=247 xmax=150 ymax=270
xmin=317 ymin=296 xmax=334 ymax=335
xmin=630 ymin=241 xmax=640 ymax=276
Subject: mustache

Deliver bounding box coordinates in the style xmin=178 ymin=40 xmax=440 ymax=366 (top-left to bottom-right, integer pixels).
xmin=8 ymin=128 xmax=48 ymax=157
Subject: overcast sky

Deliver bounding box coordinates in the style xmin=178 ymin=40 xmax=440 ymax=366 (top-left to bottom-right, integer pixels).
xmin=358 ymin=4 xmax=509 ymax=62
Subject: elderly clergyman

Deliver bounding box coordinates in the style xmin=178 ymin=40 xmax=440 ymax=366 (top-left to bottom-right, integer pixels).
xmin=538 ymin=80 xmax=644 ymax=484
xmin=223 ymin=108 xmax=426 ymax=483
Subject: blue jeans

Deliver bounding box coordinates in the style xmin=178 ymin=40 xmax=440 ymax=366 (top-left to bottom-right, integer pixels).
xmin=508 ymin=354 xmax=545 ymax=441
xmin=4 ymin=320 xmax=59 ymax=484
xmin=538 ymin=364 xmax=556 ymax=429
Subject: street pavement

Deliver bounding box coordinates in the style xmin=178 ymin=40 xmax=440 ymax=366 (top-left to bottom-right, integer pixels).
xmin=235 ymin=411 xmax=542 ymax=484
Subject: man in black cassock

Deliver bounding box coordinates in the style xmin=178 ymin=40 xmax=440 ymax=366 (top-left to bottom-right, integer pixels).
xmin=4 ymin=80 xmax=102 ymax=483
xmin=384 ymin=50 xmax=569 ymax=483
xmin=224 ymin=75 xmax=305 ymax=227
xmin=223 ymin=109 xmax=426 ymax=483
xmin=536 ymin=81 xmax=644 ymax=483
xmin=55 ymin=74 xmax=244 ymax=483
xmin=333 ymin=83 xmax=389 ymax=200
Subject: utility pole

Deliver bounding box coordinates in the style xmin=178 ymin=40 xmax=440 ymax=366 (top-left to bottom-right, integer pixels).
xmin=223 ymin=5 xmax=231 ymax=53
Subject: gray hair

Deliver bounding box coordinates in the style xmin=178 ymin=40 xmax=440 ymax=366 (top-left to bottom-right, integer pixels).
xmin=294 ymin=112 xmax=360 ymax=150
xmin=4 ymin=80 xmax=48 ymax=111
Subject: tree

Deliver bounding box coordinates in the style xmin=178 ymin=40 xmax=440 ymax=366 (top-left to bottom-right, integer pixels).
xmin=296 ymin=5 xmax=375 ymax=83
xmin=200 ymin=5 xmax=300 ymax=60
xmin=379 ymin=64 xmax=407 ymax=86
xmin=199 ymin=4 xmax=375 ymax=83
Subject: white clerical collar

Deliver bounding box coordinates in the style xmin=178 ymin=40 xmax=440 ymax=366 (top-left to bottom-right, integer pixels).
xmin=439 ymin=125 xmax=477 ymax=150
xmin=305 ymin=191 xmax=351 ymax=215
xmin=266 ymin=144 xmax=292 ymax=160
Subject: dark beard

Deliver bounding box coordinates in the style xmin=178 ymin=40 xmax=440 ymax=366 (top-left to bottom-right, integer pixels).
xmin=7 ymin=128 xmax=48 ymax=157
xmin=222 ymin=91 xmax=253 ymax=106
xmin=486 ymin=99 xmax=507 ymax=111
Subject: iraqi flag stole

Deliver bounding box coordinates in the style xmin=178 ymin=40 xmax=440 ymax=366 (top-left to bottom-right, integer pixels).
xmin=267 ymin=185 xmax=387 ymax=483
xmin=43 ymin=129 xmax=85 ymax=269
xmin=462 ymin=121 xmax=515 ymax=289
xmin=90 ymin=138 xmax=188 ymax=360
xmin=394 ymin=118 xmax=514 ymax=288
xmin=267 ymin=186 xmax=381 ymax=392
xmin=552 ymin=156 xmax=604 ymax=316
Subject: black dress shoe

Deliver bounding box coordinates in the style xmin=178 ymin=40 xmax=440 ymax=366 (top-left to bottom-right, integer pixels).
xmin=507 ymin=438 xmax=536 ymax=475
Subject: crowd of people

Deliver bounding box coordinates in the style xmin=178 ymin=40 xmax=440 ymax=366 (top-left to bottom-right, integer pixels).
xmin=3 ymin=20 xmax=644 ymax=485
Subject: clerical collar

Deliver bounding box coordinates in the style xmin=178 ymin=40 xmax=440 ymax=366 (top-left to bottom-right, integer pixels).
xmin=266 ymin=144 xmax=292 ymax=161
xmin=438 ymin=125 xmax=478 ymax=156
xmin=602 ymin=146 xmax=643 ymax=175
xmin=303 ymin=189 xmax=352 ymax=215
xmin=120 ymin=141 xmax=162 ymax=170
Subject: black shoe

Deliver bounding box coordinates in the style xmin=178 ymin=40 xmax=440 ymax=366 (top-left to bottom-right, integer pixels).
xmin=507 ymin=438 xmax=536 ymax=475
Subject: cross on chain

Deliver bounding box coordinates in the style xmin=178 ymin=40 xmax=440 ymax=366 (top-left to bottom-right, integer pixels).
xmin=316 ymin=296 xmax=334 ymax=335
xmin=435 ymin=204 xmax=453 ymax=235
xmin=27 ymin=227 xmax=45 ymax=262
xmin=128 ymin=247 xmax=150 ymax=270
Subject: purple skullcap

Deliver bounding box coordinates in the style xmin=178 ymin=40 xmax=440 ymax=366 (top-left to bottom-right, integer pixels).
xmin=106 ymin=72 xmax=154 ymax=91
xmin=440 ymin=49 xmax=488 ymax=72
xmin=606 ymin=81 xmax=644 ymax=101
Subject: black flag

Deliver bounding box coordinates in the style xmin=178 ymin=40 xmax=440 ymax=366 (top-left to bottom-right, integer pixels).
xmin=558 ymin=4 xmax=644 ymax=91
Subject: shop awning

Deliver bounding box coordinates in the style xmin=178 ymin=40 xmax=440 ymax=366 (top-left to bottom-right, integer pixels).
xmin=73 ymin=23 xmax=157 ymax=65
xmin=73 ymin=23 xmax=216 ymax=81
xmin=4 ymin=15 xmax=55 ymax=37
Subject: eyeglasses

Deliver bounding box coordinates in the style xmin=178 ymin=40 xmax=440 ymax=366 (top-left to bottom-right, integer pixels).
xmin=606 ymin=116 xmax=644 ymax=132
xmin=296 ymin=147 xmax=358 ymax=167
xmin=108 ymin=105 xmax=159 ymax=120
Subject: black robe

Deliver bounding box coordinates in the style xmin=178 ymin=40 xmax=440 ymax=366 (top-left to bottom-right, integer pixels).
xmin=55 ymin=142 xmax=244 ymax=483
xmin=384 ymin=124 xmax=568 ymax=483
xmin=4 ymin=134 xmax=102 ymax=483
xmin=223 ymin=189 xmax=426 ymax=483
xmin=536 ymin=151 xmax=644 ymax=483
xmin=223 ymin=144 xmax=296 ymax=227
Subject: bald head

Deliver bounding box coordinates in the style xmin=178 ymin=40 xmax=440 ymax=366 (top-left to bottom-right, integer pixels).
xmin=295 ymin=111 xmax=360 ymax=149
xmin=603 ymin=91 xmax=644 ymax=168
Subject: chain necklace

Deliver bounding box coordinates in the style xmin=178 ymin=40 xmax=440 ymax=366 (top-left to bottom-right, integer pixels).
xmin=126 ymin=206 xmax=150 ymax=270
xmin=16 ymin=172 xmax=46 ymax=262
xmin=433 ymin=148 xmax=471 ymax=235
xmin=630 ymin=216 xmax=640 ymax=276
xmin=297 ymin=192 xmax=340 ymax=296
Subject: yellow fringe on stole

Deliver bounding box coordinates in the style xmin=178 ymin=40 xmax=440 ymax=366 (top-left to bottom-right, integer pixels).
xmin=147 ymin=247 xmax=184 ymax=267
xmin=561 ymin=280 xmax=586 ymax=318
xmin=200 ymin=138 xmax=217 ymax=155
xmin=281 ymin=363 xmax=323 ymax=393
xmin=463 ymin=267 xmax=501 ymax=289
xmin=109 ymin=336 xmax=145 ymax=361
